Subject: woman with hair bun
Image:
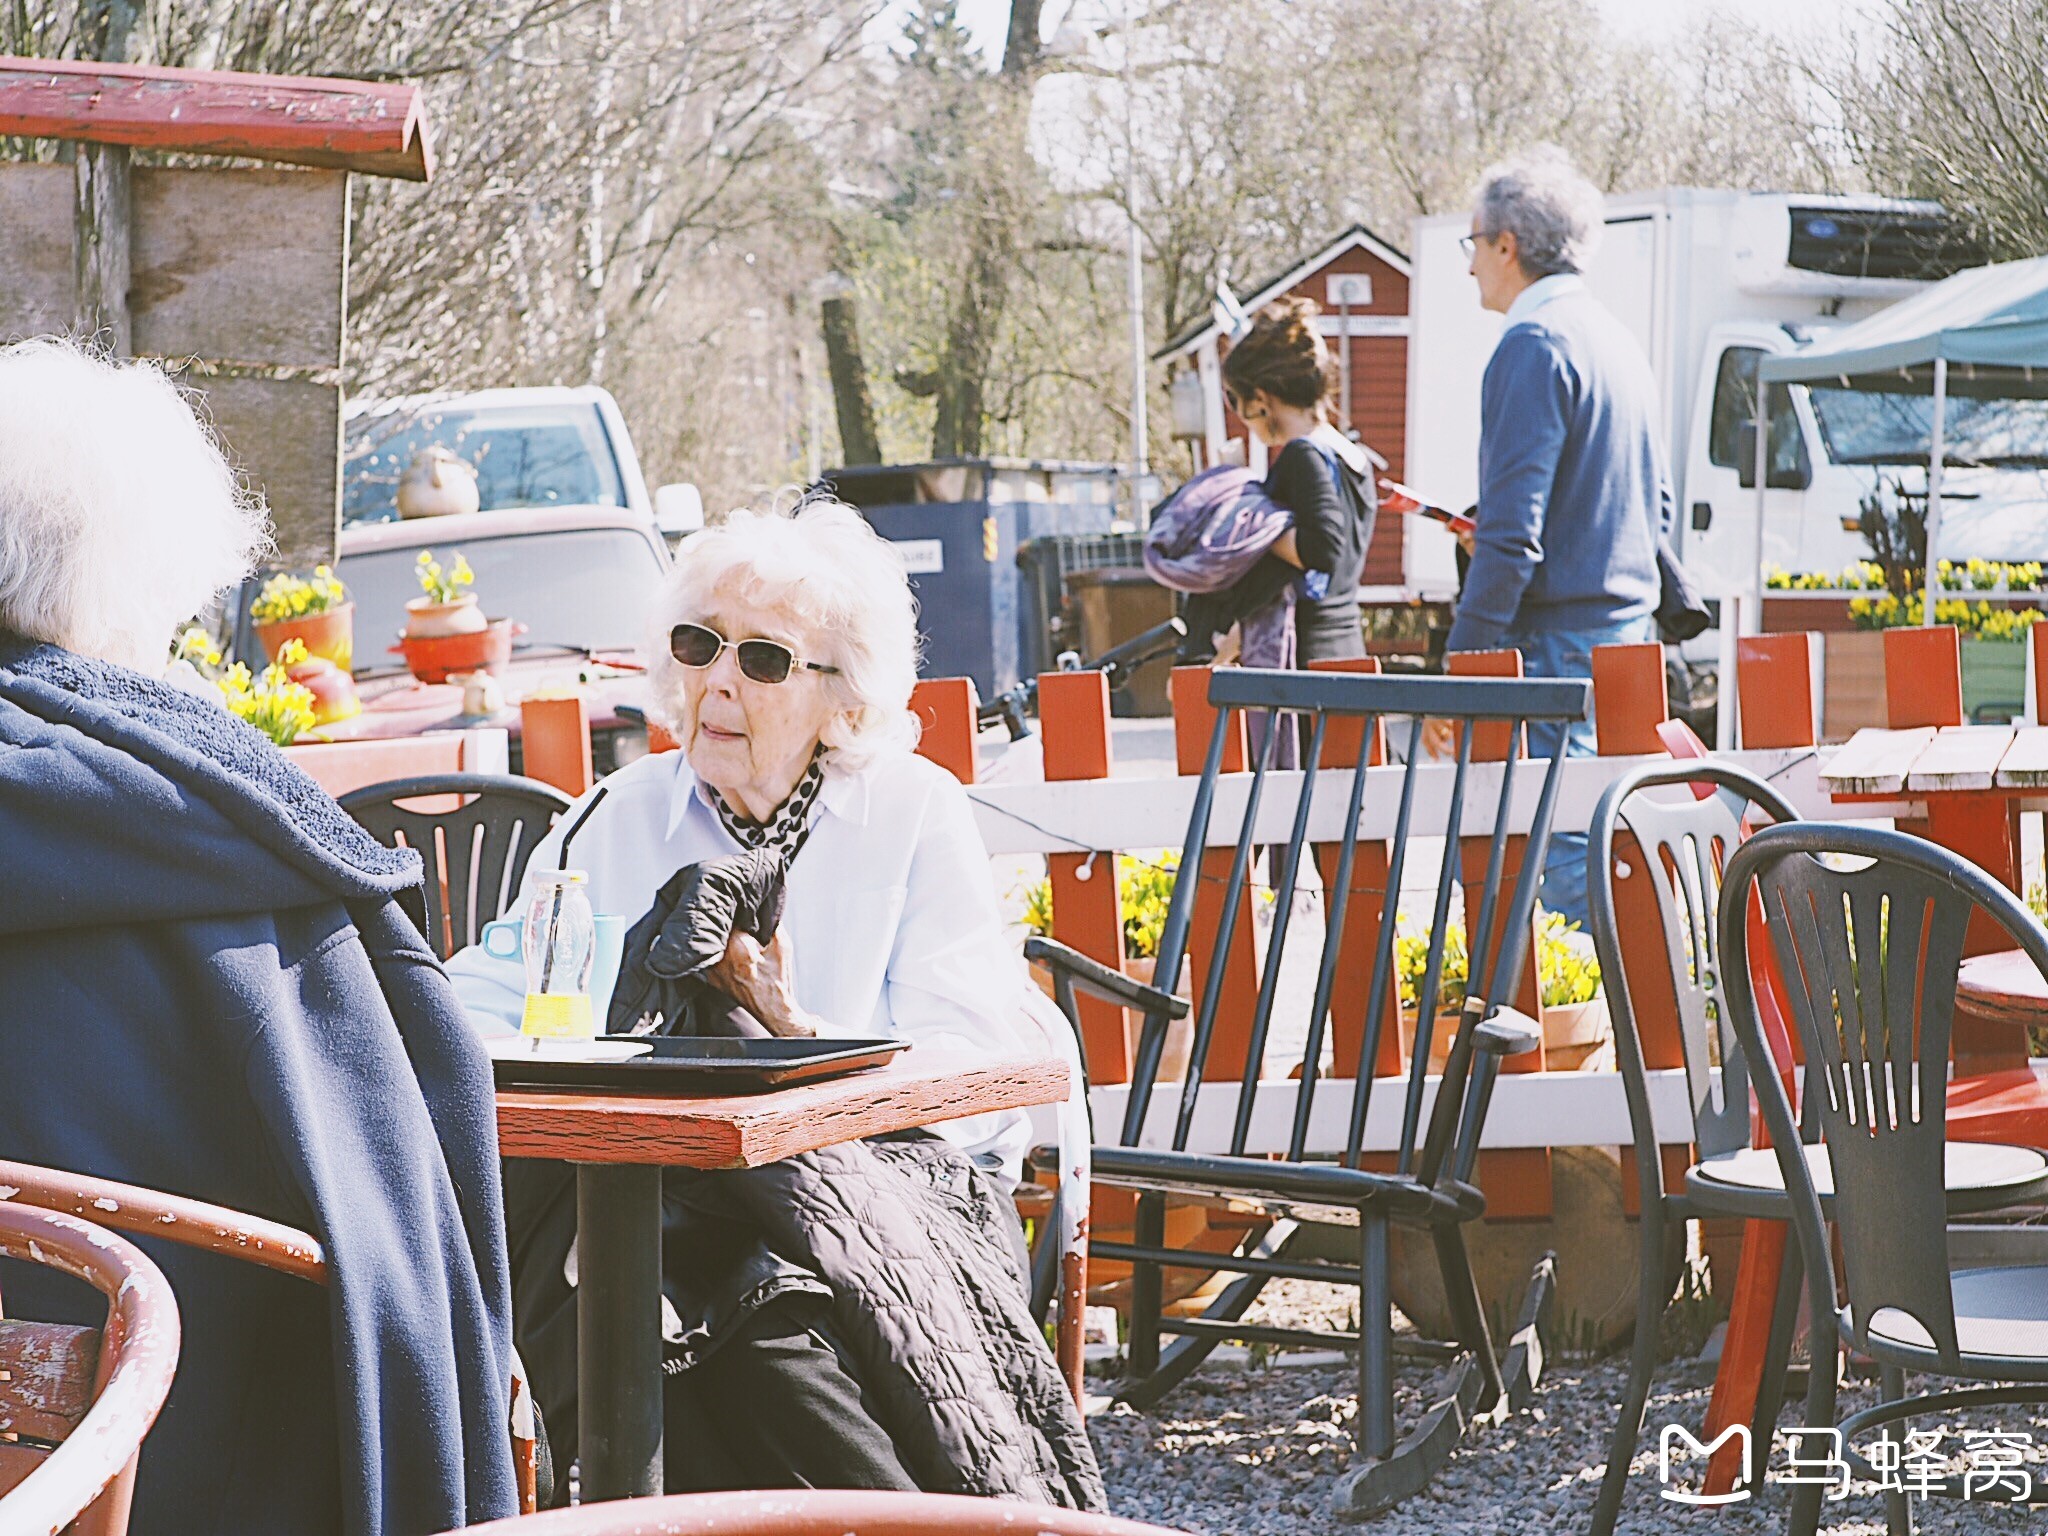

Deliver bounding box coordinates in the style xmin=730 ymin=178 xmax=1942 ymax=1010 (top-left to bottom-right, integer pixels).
xmin=1215 ymin=296 xmax=1376 ymax=663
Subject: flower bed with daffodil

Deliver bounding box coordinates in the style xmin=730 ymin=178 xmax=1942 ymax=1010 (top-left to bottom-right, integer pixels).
xmin=1766 ymin=559 xmax=2048 ymax=639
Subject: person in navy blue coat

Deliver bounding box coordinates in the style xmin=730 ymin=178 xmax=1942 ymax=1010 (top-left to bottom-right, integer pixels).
xmin=0 ymin=339 xmax=518 ymax=1535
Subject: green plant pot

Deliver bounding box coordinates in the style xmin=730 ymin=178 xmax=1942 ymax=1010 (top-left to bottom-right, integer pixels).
xmin=1961 ymin=638 xmax=2029 ymax=723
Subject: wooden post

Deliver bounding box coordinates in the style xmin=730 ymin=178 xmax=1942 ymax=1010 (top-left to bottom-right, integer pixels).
xmin=1168 ymin=665 xmax=1259 ymax=1082
xmin=1590 ymin=645 xmax=1690 ymax=1220
xmin=1884 ymin=623 xmax=1963 ymax=729
xmin=520 ymin=694 xmax=594 ymax=798
xmin=73 ymin=0 xmax=140 ymax=354
xmin=1447 ymin=649 xmax=1548 ymax=1219
xmin=1884 ymin=623 xmax=2017 ymax=952
xmin=1735 ymin=633 xmax=1821 ymax=749
xmin=1308 ymin=658 xmax=1404 ymax=1080
xmin=1039 ymin=670 xmax=1128 ymax=1083
xmin=909 ymin=678 xmax=978 ymax=784
xmin=2032 ymin=620 xmax=2048 ymax=726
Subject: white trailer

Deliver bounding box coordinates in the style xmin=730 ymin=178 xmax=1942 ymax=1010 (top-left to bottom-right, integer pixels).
xmin=1403 ymin=190 xmax=1989 ymax=646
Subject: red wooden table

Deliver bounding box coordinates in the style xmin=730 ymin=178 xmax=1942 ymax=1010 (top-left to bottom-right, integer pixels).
xmin=495 ymin=1054 xmax=1070 ymax=1504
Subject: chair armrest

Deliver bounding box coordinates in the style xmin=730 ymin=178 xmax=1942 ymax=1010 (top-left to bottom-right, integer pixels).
xmin=1473 ymin=1006 xmax=1542 ymax=1057
xmin=1024 ymin=936 xmax=1190 ymax=1018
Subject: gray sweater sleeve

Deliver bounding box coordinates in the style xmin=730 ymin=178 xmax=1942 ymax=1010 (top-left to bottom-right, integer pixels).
xmin=1447 ymin=327 xmax=1572 ymax=652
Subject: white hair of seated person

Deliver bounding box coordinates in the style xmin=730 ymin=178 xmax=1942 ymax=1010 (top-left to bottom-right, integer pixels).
xmin=645 ymin=493 xmax=923 ymax=774
xmin=0 ymin=338 xmax=270 ymax=674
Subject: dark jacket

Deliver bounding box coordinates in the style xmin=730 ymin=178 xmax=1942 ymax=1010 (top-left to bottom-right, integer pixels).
xmin=1450 ymin=283 xmax=1669 ymax=652
xmin=0 ymin=637 xmax=518 ymax=1535
xmin=1208 ymin=437 xmax=1374 ymax=664
xmin=507 ymin=1138 xmax=1105 ymax=1511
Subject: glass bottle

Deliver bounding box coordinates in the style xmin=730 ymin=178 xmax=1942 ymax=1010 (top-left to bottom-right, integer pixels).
xmin=520 ymin=869 xmax=596 ymax=1040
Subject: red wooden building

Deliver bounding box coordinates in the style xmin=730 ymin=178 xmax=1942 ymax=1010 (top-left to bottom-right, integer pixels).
xmin=1155 ymin=224 xmax=1411 ymax=590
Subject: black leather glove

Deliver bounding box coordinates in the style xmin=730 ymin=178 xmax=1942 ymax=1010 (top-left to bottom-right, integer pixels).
xmin=606 ymin=848 xmax=787 ymax=1036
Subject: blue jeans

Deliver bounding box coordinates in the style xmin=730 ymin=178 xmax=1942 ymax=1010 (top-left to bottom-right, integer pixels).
xmin=1498 ymin=614 xmax=1660 ymax=929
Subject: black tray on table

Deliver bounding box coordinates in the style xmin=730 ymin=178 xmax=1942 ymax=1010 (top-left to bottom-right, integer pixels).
xmin=485 ymin=1034 xmax=910 ymax=1092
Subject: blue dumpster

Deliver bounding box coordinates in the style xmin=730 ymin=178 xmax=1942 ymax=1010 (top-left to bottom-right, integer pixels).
xmin=819 ymin=459 xmax=1122 ymax=698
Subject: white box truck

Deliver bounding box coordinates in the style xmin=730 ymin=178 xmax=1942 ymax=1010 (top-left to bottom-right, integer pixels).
xmin=1403 ymin=191 xmax=1996 ymax=658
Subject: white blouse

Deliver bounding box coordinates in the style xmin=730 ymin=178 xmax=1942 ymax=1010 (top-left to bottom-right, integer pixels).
xmin=445 ymin=745 xmax=1040 ymax=1173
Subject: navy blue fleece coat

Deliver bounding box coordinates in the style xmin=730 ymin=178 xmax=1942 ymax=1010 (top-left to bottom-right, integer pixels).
xmin=0 ymin=637 xmax=517 ymax=1535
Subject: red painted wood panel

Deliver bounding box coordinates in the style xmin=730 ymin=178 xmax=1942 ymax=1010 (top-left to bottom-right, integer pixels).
xmin=1736 ymin=633 xmax=1820 ymax=749
xmin=1308 ymin=658 xmax=1405 ymax=1080
xmin=909 ymin=678 xmax=978 ymax=784
xmin=1884 ymin=624 xmax=1963 ymax=728
xmin=1590 ymin=643 xmax=1668 ymax=756
xmin=0 ymin=56 xmax=432 ymax=180
xmin=1447 ymin=649 xmax=1549 ymax=1219
xmin=1041 ymin=671 xmax=1128 ymax=1082
xmin=1168 ymin=666 xmax=1260 ymax=1081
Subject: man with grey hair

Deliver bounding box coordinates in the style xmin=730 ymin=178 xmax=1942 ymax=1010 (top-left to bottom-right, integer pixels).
xmin=1445 ymin=144 xmax=1670 ymax=925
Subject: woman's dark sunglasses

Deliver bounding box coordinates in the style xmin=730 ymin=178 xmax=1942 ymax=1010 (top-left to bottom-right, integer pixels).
xmin=668 ymin=622 xmax=840 ymax=685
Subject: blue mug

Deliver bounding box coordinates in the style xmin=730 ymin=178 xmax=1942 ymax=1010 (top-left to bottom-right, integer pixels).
xmin=482 ymin=913 xmax=627 ymax=1029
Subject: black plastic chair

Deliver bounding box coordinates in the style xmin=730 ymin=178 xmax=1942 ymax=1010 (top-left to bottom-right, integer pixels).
xmin=1723 ymin=822 xmax=2048 ymax=1535
xmin=1030 ymin=667 xmax=1586 ymax=1516
xmin=340 ymin=773 xmax=573 ymax=959
xmin=1586 ymin=764 xmax=2048 ymax=1534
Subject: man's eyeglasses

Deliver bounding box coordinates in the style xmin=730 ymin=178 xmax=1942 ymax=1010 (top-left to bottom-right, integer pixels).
xmin=668 ymin=622 xmax=840 ymax=685
xmin=1458 ymin=233 xmax=1481 ymax=260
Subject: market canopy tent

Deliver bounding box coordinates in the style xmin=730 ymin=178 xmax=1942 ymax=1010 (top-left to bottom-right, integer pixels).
xmin=1760 ymin=254 xmax=2048 ymax=396
xmin=0 ymin=57 xmax=433 ymax=566
xmin=1757 ymin=254 xmax=2048 ymax=626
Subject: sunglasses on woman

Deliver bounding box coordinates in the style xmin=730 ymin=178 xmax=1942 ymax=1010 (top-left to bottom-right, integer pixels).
xmin=668 ymin=622 xmax=840 ymax=685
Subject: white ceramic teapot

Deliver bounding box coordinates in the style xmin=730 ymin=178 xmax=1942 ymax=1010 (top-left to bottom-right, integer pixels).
xmin=396 ymin=447 xmax=481 ymax=519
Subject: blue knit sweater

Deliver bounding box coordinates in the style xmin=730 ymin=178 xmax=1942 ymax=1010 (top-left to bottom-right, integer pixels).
xmin=1447 ymin=286 xmax=1670 ymax=652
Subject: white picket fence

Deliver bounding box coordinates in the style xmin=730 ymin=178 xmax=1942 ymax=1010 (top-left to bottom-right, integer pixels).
xmin=980 ymin=743 xmax=1996 ymax=1155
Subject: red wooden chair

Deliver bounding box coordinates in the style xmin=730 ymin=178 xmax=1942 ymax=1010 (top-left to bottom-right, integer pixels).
xmin=453 ymin=1489 xmax=1193 ymax=1535
xmin=0 ymin=1159 xmax=540 ymax=1513
xmin=0 ymin=1203 xmax=180 ymax=1536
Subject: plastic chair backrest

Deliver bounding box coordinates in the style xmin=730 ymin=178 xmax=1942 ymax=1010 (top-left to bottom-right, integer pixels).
xmin=1587 ymin=760 xmax=1802 ymax=1166
xmin=1125 ymin=668 xmax=1588 ymax=1186
xmin=0 ymin=1204 xmax=180 ymax=1536
xmin=339 ymin=773 xmax=573 ymax=958
xmin=451 ymin=1487 xmax=1194 ymax=1535
xmin=1721 ymin=821 xmax=2048 ymax=1366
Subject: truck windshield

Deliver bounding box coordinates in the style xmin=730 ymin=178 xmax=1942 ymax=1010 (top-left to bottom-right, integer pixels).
xmin=1808 ymin=388 xmax=2048 ymax=467
xmin=340 ymin=528 xmax=662 ymax=665
xmin=343 ymin=402 xmax=626 ymax=525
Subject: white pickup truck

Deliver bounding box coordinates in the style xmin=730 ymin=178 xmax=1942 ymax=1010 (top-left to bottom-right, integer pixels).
xmin=237 ymin=386 xmax=693 ymax=773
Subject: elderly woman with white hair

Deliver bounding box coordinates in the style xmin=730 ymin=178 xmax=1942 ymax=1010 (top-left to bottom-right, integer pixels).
xmin=0 ymin=338 xmax=520 ymax=1532
xmin=447 ymin=499 xmax=1103 ymax=1509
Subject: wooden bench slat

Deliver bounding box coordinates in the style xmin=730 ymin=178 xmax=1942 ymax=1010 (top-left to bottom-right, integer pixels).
xmin=1994 ymin=726 xmax=2048 ymax=788
xmin=1903 ymin=726 xmax=2017 ymax=793
xmin=1818 ymin=726 xmax=1937 ymax=796
xmin=0 ymin=1320 xmax=97 ymax=1442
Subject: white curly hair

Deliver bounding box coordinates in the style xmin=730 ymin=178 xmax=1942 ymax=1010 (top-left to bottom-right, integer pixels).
xmin=0 ymin=338 xmax=270 ymax=672
xmin=645 ymin=495 xmax=923 ymax=771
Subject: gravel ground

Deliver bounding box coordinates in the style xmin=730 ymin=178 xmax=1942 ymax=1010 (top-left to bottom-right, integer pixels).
xmin=1092 ymin=1280 xmax=2048 ymax=1534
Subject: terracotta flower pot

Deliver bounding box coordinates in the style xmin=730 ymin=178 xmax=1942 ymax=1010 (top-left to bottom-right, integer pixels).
xmin=405 ymin=593 xmax=488 ymax=640
xmin=1541 ymin=994 xmax=1611 ymax=1071
xmin=396 ymin=618 xmax=516 ymax=684
xmin=255 ymin=602 xmax=354 ymax=671
xmin=285 ymin=656 xmax=361 ymax=726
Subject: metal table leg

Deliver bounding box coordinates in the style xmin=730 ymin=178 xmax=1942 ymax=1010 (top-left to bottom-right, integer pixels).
xmin=576 ymin=1162 xmax=663 ymax=1500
